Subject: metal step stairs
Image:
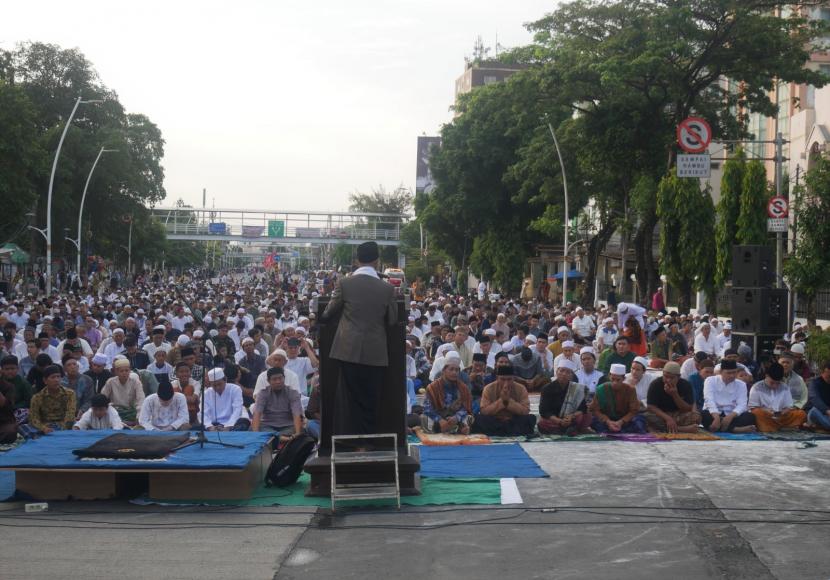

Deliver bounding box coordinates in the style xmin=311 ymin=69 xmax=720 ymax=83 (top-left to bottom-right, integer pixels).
xmin=330 ymin=433 xmax=400 ymax=511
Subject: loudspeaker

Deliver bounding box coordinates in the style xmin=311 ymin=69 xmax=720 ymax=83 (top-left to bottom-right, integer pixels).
xmin=732 ymin=245 xmax=775 ymax=288
xmin=0 ymin=281 xmax=7 ymax=296
xmin=730 ymin=333 xmax=780 ymax=361
xmin=730 ymin=287 xmax=788 ymax=335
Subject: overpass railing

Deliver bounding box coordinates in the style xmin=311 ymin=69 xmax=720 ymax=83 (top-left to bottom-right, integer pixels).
xmin=150 ymin=207 xmax=405 ymax=242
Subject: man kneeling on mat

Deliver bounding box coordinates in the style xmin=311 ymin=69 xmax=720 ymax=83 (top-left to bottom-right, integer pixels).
xmin=748 ymin=362 xmax=807 ymax=433
xmin=701 ymin=359 xmax=757 ymax=433
xmin=251 ymin=367 xmax=303 ymax=442
xmin=421 ymin=357 xmax=474 ymax=434
xmin=473 ymin=364 xmax=536 ymax=436
xmin=203 ymin=368 xmax=248 ymax=431
xmin=589 ymin=364 xmax=647 ymax=434
xmin=138 ymin=383 xmax=190 ymax=431
xmin=76 ymin=394 xmax=124 ymax=430
xmin=537 ymin=360 xmax=592 ymax=435
xmin=644 ymin=362 xmax=701 ymax=434
xmin=28 ymin=365 xmax=76 ymax=434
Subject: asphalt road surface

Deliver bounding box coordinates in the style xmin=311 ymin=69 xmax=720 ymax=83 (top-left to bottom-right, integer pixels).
xmin=3 ymin=440 xmax=829 ymax=580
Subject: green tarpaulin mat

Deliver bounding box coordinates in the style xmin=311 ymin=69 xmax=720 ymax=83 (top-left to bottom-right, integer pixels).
xmin=143 ymin=473 xmax=503 ymax=507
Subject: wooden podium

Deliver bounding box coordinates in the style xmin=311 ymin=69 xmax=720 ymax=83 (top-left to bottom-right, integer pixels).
xmin=304 ymin=296 xmax=421 ymax=496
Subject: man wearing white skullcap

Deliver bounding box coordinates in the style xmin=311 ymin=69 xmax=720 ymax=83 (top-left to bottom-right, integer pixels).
xmin=615 ymin=302 xmax=647 ymax=332
xmin=588 ymin=363 xmax=646 ymax=433
xmin=547 ymin=326 xmax=572 ymax=358
xmin=571 ymin=307 xmax=596 ymax=341
xmin=576 ymin=346 xmax=607 ymax=396
xmin=554 ymin=339 xmax=582 ymax=374
xmin=101 ymin=358 xmax=145 ymax=422
xmin=203 ymin=367 xmax=245 ymax=430
xmin=625 ymin=356 xmax=653 ymax=403
xmin=538 ymin=358 xmax=593 ymax=434
xmin=596 ymin=317 xmax=619 ymax=352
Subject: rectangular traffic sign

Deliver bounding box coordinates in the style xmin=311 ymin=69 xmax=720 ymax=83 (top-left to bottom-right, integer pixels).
xmin=267 ymin=220 xmax=285 ymax=237
xmin=676 ymin=154 xmax=711 ymax=178
xmin=767 ymin=218 xmax=788 ymax=233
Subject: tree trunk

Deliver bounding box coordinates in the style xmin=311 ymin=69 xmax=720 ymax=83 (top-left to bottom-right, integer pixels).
xmin=583 ymin=219 xmax=617 ymax=306
xmin=705 ymin=289 xmax=718 ymax=315
xmin=678 ymin=281 xmax=693 ymax=315
xmin=634 ymin=215 xmax=658 ymax=306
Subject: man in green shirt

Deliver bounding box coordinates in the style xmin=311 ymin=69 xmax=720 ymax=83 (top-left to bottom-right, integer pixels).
xmin=599 ymin=337 xmax=636 ymax=374
xmin=29 ymin=365 xmax=76 ymax=433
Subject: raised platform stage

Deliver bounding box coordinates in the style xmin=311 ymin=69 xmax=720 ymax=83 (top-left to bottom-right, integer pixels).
xmin=0 ymin=431 xmax=273 ymax=501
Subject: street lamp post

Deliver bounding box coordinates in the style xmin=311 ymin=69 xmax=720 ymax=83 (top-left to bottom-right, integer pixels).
xmin=547 ymin=119 xmax=570 ymax=308
xmin=120 ymin=216 xmax=133 ymax=278
xmin=43 ymin=96 xmax=103 ymax=296
xmin=70 ymin=147 xmax=117 ymax=279
xmin=27 ymin=213 xmax=47 ymax=286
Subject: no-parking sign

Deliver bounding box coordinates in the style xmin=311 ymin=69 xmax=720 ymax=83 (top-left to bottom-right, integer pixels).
xmin=767 ymin=196 xmax=788 ymax=218
xmin=677 ymin=117 xmax=712 ymax=153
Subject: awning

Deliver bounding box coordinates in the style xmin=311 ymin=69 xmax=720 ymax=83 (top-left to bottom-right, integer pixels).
xmin=0 ymin=243 xmax=29 ymax=264
xmin=552 ymin=270 xmax=585 ymax=280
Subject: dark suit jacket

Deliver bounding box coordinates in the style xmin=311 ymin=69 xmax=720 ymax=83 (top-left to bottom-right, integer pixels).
xmin=322 ymin=272 xmax=397 ymax=366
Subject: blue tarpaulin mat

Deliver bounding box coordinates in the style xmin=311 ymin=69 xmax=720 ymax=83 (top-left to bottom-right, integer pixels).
xmin=712 ymin=432 xmax=768 ymax=441
xmin=419 ymin=443 xmax=548 ymax=478
xmin=0 ymin=430 xmax=273 ymax=470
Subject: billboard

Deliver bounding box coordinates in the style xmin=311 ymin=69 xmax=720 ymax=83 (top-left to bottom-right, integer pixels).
xmin=416 ymin=136 xmax=441 ymax=194
xmin=208 ymin=222 xmax=227 ymax=234
xmin=242 ymin=225 xmax=264 ymax=238
xmin=296 ymin=227 xmax=323 ymax=238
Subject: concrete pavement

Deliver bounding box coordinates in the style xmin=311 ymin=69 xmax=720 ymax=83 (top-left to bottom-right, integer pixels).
xmin=3 ymin=440 xmax=830 ymax=579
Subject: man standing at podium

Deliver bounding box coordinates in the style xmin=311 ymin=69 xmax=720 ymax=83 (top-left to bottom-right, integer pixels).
xmin=322 ymin=241 xmax=397 ymax=434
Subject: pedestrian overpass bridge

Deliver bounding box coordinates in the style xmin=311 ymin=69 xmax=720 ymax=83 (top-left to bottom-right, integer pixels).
xmin=149 ymin=207 xmax=406 ymax=246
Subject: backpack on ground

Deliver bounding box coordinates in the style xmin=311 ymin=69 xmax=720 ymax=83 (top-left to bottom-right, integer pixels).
xmin=265 ymin=432 xmax=316 ymax=487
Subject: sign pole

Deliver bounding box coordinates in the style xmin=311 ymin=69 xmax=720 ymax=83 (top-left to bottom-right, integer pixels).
xmin=775 ymin=132 xmax=783 ymax=290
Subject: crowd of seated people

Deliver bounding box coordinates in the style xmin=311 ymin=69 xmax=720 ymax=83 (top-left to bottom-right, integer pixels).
xmin=0 ymin=271 xmax=826 ymax=447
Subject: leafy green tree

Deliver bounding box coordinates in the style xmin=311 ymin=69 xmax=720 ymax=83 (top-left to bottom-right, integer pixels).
xmin=656 ymin=174 xmax=716 ymax=313
xmin=509 ymin=0 xmax=826 ymax=299
xmin=331 ymin=243 xmax=354 ymax=269
xmin=348 ymin=185 xmax=412 ymax=215
xmin=348 ymin=184 xmax=410 ymax=266
xmin=0 ymin=80 xmax=45 ymax=243
xmin=422 ymin=71 xmax=559 ymax=293
xmin=784 ymin=156 xmax=830 ymax=326
xmin=736 ymin=159 xmax=771 ymax=245
xmin=715 ymin=149 xmax=746 ymax=286
xmin=0 ymin=42 xmax=168 ymax=271
xmin=469 ymin=228 xmax=526 ymax=293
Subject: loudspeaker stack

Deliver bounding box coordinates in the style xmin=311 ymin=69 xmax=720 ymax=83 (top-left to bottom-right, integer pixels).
xmin=729 ymin=245 xmax=788 ymax=358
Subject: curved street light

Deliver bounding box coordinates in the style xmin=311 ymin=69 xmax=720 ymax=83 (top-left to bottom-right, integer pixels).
xmin=546 ymin=117 xmax=570 ymax=308
xmin=68 ymin=147 xmax=118 ymax=278
xmin=43 ymin=96 xmax=103 ymax=295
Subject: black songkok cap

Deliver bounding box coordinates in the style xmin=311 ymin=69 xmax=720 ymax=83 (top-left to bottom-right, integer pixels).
xmin=356 ymin=241 xmax=379 ymax=263
xmin=496 ymin=365 xmax=514 ymax=376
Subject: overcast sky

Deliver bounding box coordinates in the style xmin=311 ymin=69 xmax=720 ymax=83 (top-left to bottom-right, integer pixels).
xmin=3 ymin=1 xmax=556 ymax=212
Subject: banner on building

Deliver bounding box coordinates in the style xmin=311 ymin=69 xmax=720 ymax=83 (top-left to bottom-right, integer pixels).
xmin=416 ymin=136 xmax=441 ymax=194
